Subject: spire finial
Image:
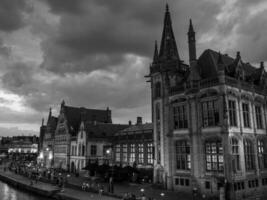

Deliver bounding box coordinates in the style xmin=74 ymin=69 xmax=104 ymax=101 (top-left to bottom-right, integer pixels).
xmin=188 ymin=18 xmax=195 ymax=33
xmin=166 ymin=3 xmax=169 ymax=12
xmin=42 ymin=118 xmax=44 ymax=126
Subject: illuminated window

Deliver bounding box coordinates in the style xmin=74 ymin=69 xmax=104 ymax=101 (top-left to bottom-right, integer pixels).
xmin=205 ymin=141 xmax=223 ymax=172
xmin=176 ymin=140 xmax=190 ymax=170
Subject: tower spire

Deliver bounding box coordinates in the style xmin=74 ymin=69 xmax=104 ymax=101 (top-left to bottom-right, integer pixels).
xmin=188 ymin=18 xmax=194 ymax=33
xmin=188 ymin=18 xmax=196 ymax=62
xmin=153 ymin=40 xmax=159 ymax=63
xmin=159 ymin=4 xmax=179 ymax=61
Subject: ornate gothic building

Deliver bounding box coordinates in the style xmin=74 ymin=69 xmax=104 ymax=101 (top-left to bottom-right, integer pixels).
xmin=147 ymin=5 xmax=267 ymax=199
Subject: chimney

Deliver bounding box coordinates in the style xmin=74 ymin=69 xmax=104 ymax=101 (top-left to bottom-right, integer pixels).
xmin=128 ymin=120 xmax=132 ymax=126
xmin=136 ymin=117 xmax=142 ymax=125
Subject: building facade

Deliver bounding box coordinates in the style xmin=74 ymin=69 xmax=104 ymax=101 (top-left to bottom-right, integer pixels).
xmin=113 ymin=117 xmax=153 ymax=173
xmin=70 ymin=121 xmax=129 ymax=173
xmin=53 ymin=100 xmax=112 ymax=170
xmin=38 ymin=108 xmax=58 ymax=168
xmin=147 ymin=5 xmax=267 ymax=199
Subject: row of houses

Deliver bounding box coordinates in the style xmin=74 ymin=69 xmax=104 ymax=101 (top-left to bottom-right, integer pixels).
xmin=39 ymin=101 xmax=153 ymax=174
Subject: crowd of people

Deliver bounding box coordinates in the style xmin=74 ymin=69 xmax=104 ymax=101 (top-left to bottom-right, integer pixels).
xmin=2 ymin=159 xmax=156 ymax=200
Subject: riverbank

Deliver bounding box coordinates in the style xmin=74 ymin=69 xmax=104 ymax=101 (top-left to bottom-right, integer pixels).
xmin=0 ymin=170 xmax=118 ymax=200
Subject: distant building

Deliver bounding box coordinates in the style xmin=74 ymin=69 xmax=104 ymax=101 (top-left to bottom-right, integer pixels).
xmin=4 ymin=136 xmax=39 ymax=161
xmin=146 ymin=4 xmax=267 ymax=199
xmin=113 ymin=117 xmax=153 ymax=172
xmin=38 ymin=108 xmax=58 ymax=168
xmin=70 ymin=122 xmax=129 ymax=173
xmin=53 ymin=100 xmax=112 ymax=170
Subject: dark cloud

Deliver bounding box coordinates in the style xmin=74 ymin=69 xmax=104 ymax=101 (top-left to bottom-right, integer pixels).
xmin=1 ymin=0 xmax=267 ymax=133
xmin=39 ymin=0 xmax=223 ymax=74
xmin=1 ymin=62 xmax=34 ymax=93
xmin=0 ymin=0 xmax=32 ymax=32
xmin=41 ymin=0 xmax=86 ymax=14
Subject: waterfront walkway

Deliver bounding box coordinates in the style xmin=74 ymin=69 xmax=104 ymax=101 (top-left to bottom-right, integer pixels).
xmin=0 ymin=170 xmax=118 ymax=200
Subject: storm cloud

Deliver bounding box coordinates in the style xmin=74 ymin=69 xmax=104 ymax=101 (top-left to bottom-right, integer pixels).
xmin=0 ymin=0 xmax=267 ymax=136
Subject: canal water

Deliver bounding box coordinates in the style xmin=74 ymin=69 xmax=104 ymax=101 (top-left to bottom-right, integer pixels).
xmin=0 ymin=180 xmax=51 ymax=200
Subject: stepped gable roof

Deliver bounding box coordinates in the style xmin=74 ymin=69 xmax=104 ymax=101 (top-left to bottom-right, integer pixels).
xmin=115 ymin=123 xmax=153 ymax=136
xmin=197 ymin=49 xmax=260 ymax=81
xmin=64 ymin=105 xmax=111 ymax=135
xmin=84 ymin=123 xmax=129 ymax=138
xmin=46 ymin=116 xmax=58 ymax=136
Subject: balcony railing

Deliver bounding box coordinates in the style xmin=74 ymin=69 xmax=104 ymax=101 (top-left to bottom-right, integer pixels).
xmin=169 ymin=75 xmax=267 ymax=95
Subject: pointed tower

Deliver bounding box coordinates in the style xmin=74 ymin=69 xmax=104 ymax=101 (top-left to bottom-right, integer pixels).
xmin=153 ymin=41 xmax=159 ymax=63
xmin=159 ymin=4 xmax=179 ymax=61
xmin=188 ymin=19 xmax=196 ymax=63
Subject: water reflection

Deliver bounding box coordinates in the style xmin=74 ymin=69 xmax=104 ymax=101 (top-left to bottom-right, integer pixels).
xmin=0 ymin=181 xmax=50 ymax=200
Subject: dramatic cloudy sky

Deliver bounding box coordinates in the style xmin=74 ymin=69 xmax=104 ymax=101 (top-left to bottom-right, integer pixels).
xmin=0 ymin=0 xmax=266 ymax=136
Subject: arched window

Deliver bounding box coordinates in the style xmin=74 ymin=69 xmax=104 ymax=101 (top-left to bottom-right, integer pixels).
xmin=231 ymin=138 xmax=240 ymax=172
xmin=257 ymin=139 xmax=267 ymax=169
xmin=205 ymin=140 xmax=223 ymax=172
xmin=244 ymin=139 xmax=255 ymax=170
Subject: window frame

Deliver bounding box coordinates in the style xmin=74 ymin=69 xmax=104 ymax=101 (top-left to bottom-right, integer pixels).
xmin=244 ymin=139 xmax=255 ymax=171
xmin=201 ymin=99 xmax=220 ymax=128
xmin=173 ymin=104 xmax=188 ymax=129
xmin=205 ymin=140 xmax=224 ymax=172
xmin=242 ymin=103 xmax=250 ymax=128
xmin=175 ymin=140 xmax=191 ymax=170
xmin=228 ymin=100 xmax=237 ymax=127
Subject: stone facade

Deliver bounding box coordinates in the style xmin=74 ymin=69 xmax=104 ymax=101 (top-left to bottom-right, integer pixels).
xmin=113 ymin=118 xmax=153 ymax=171
xmin=146 ymin=5 xmax=267 ymax=199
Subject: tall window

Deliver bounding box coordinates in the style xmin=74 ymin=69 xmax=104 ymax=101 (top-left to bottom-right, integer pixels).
xmin=155 ymin=82 xmax=161 ymax=98
xmin=82 ymin=145 xmax=85 ymax=156
xmin=122 ymin=144 xmax=127 ymax=162
xmin=255 ymin=106 xmax=263 ymax=129
xmin=205 ymin=141 xmax=223 ymax=172
xmin=228 ymin=100 xmax=237 ymax=126
xmin=147 ymin=143 xmax=153 ymax=164
xmin=138 ymin=144 xmax=144 ymax=164
xmin=202 ymin=100 xmax=219 ymax=127
xmin=90 ymin=145 xmax=97 ymax=156
xmin=130 ymin=144 xmax=135 ymax=163
xmin=156 ymin=103 xmax=161 ymax=164
xmin=176 ymin=140 xmax=191 ymax=170
xmin=115 ymin=144 xmax=121 ymax=162
xmin=257 ymin=139 xmax=267 ymax=169
xmin=242 ymin=103 xmax=250 ymax=128
xmin=244 ymin=139 xmax=255 ymax=170
xmin=173 ymin=105 xmax=188 ymax=129
xmin=231 ymin=138 xmax=240 ymax=172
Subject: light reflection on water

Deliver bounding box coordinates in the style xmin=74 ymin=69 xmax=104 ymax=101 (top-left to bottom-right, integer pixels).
xmin=0 ymin=180 xmax=50 ymax=200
